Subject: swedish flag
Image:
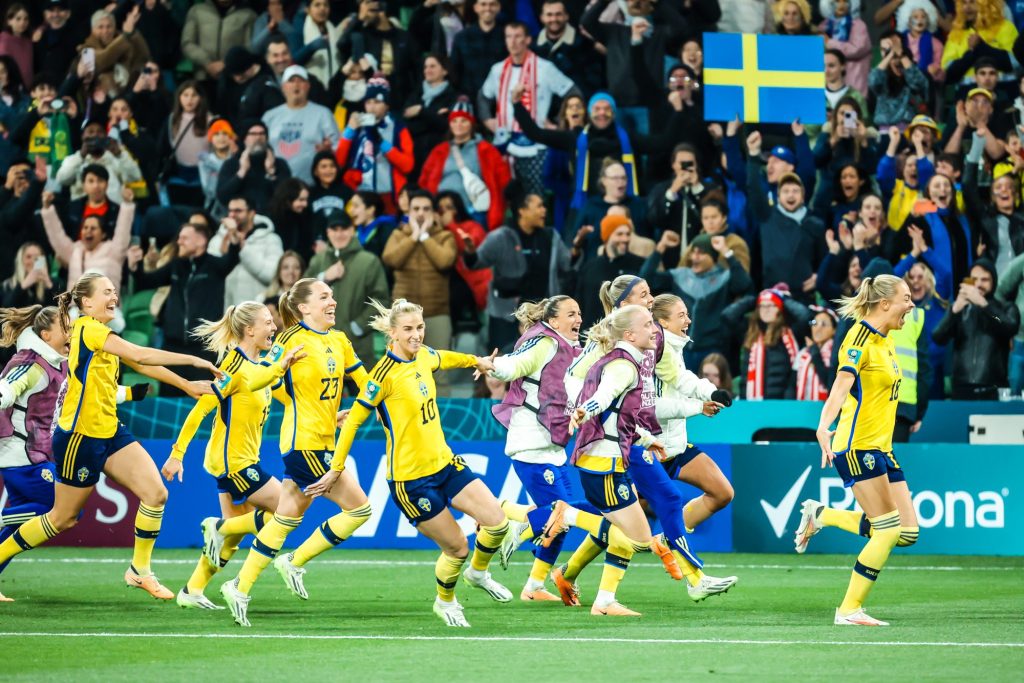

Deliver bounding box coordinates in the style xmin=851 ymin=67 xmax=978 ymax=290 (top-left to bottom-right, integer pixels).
xmin=703 ymin=33 xmax=825 ymax=125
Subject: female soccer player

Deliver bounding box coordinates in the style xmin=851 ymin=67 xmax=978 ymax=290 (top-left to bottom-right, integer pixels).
xmin=161 ymin=302 xmax=304 ymax=609
xmin=0 ymin=273 xmax=219 ymax=599
xmin=305 ymin=298 xmax=510 ymax=628
xmin=214 ymin=279 xmax=374 ymax=625
xmin=796 ymin=274 xmax=917 ymax=626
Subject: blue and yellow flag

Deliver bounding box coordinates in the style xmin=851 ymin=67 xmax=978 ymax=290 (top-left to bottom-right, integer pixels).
xmin=703 ymin=33 xmax=825 ymax=125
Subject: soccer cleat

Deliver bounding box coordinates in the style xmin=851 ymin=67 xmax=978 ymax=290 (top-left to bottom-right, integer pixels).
xmin=433 ymin=596 xmax=470 ymax=627
xmin=687 ymin=574 xmax=738 ymax=602
xmin=124 ymin=568 xmax=174 ymax=599
xmin=498 ymin=520 xmax=530 ymax=570
xmin=220 ymin=578 xmax=251 ymax=627
xmin=273 ymin=553 xmax=309 ymax=600
xmin=520 ymin=586 xmax=561 ymax=602
xmin=462 ymin=567 xmax=513 ymax=603
xmin=794 ymin=499 xmax=824 ymax=554
xmin=537 ymin=501 xmax=569 ymax=547
xmin=590 ymin=600 xmax=641 ymax=617
xmin=834 ymin=608 xmax=889 ymax=626
xmin=550 ymin=565 xmax=582 ymax=607
xmin=176 ymin=587 xmax=224 ymax=610
xmin=0 ymin=591 xmax=13 ymax=602
xmin=201 ymin=517 xmax=225 ymax=566
xmin=651 ymin=536 xmax=683 ymax=580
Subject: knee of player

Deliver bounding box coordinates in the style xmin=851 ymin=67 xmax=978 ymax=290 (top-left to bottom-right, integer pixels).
xmin=897 ymin=526 xmax=920 ymax=547
xmin=709 ymin=481 xmax=735 ymax=510
xmin=143 ymin=486 xmax=169 ymax=508
xmin=48 ymin=510 xmax=79 ymax=532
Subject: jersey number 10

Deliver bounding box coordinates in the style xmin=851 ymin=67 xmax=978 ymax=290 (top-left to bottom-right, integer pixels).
xmin=420 ymin=398 xmax=437 ymax=424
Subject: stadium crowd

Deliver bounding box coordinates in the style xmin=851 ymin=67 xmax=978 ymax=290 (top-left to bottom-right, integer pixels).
xmin=1 ymin=0 xmax=1023 ymax=413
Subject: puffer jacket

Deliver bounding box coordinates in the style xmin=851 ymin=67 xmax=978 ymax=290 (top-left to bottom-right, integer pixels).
xmin=207 ymin=215 xmax=283 ymax=308
xmin=181 ymin=0 xmax=257 ymax=81
xmin=381 ymin=222 xmax=457 ymax=318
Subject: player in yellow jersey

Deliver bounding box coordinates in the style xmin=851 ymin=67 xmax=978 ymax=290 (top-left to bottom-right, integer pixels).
xmin=305 ymin=299 xmax=511 ymax=628
xmin=217 ymin=279 xmax=373 ymax=626
xmin=0 ymin=273 xmax=220 ymax=599
xmin=796 ymin=275 xmax=917 ymax=626
xmin=159 ymin=302 xmax=304 ymax=609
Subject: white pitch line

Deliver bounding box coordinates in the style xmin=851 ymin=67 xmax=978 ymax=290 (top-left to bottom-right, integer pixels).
xmin=11 ymin=557 xmax=1021 ymax=571
xmin=0 ymin=632 xmax=1020 ymax=649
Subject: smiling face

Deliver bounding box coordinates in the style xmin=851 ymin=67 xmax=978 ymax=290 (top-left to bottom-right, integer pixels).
xmin=811 ymin=312 xmax=835 ymax=345
xmin=278 ymin=254 xmax=303 ymax=289
xmin=81 ymin=276 xmax=118 ymax=323
xmin=41 ymin=315 xmax=70 ymax=356
xmin=247 ymin=305 xmax=277 ymax=352
xmin=682 ymin=40 xmax=703 ymax=71
xmin=297 ymin=280 xmax=336 ymax=331
xmin=315 ymin=158 xmax=338 ymax=186
xmin=423 ymin=56 xmax=447 ymax=84
xmin=780 ymin=1 xmax=804 ymax=32
xmin=347 ymin=194 xmax=370 ymax=225
xmin=971 ymin=264 xmax=993 ymax=297
xmin=657 ymin=300 xmax=691 ymax=337
xmin=778 ymin=182 xmax=804 ymax=211
xmin=907 ymin=262 xmax=929 ymax=299
xmin=860 ymin=195 xmax=883 ymax=228
xmin=547 ymin=297 xmax=582 ymax=341
xmin=541 ymin=1 xmax=567 ymax=35
xmin=882 ymin=280 xmax=915 ymax=330
xmin=590 ymin=100 xmax=613 ymax=129
xmin=474 ymin=0 xmax=500 ymax=24
xmin=992 ymin=175 xmax=1016 ymax=213
xmin=624 ymin=308 xmax=657 ymax=351
xmin=291 ymin=189 xmax=309 ymax=214
xmin=92 ymin=16 xmax=115 ymax=45
xmin=80 ymin=217 xmax=106 ymax=251
xmin=177 ymin=225 xmax=207 ymax=258
xmin=266 ymin=41 xmax=292 ymax=76
xmin=392 ymin=311 xmax=425 ymax=358
xmin=839 ymin=166 xmax=861 ymax=201
xmin=619 ymin=279 xmax=653 ymax=310
xmin=606 ymin=225 xmax=632 ymax=258
xmin=927 ymin=174 xmax=954 ymax=208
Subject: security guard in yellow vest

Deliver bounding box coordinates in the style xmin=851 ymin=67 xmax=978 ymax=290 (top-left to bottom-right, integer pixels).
xmin=889 ymin=306 xmax=931 ymax=442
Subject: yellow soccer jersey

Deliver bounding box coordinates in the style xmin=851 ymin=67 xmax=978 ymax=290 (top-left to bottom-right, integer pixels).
xmin=831 ymin=321 xmax=902 ymax=455
xmin=331 ymin=347 xmax=478 ymax=481
xmin=171 ymin=347 xmax=285 ymax=477
xmin=272 ymin=323 xmax=368 ymax=452
xmin=58 ymin=316 xmax=119 ymax=438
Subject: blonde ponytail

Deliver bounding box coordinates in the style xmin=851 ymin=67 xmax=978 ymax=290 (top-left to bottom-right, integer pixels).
xmin=56 ymin=272 xmax=107 ymax=333
xmin=651 ymin=293 xmax=683 ymax=325
xmin=191 ymin=301 xmax=268 ymax=360
xmin=0 ymin=305 xmax=60 ymax=348
xmin=598 ymin=275 xmax=645 ymax=314
xmin=585 ymin=304 xmax=648 ymax=353
xmin=368 ymin=298 xmax=424 ymax=338
xmin=513 ymin=295 xmax=573 ymax=328
xmin=835 ymin=274 xmax=905 ymax=320
xmin=279 ymin=277 xmax=318 ymax=329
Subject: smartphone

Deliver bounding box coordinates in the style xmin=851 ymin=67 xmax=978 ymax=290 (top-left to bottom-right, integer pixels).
xmin=81 ymin=47 xmax=95 ymax=74
xmin=33 ymin=256 xmax=46 ymax=271
xmin=913 ymin=198 xmax=938 ymax=214
xmin=842 ymin=109 xmax=858 ymax=130
xmin=148 ymin=237 xmax=158 ymax=251
xmin=359 ymin=113 xmax=377 ymax=127
xmin=962 ymin=277 xmax=975 ymax=286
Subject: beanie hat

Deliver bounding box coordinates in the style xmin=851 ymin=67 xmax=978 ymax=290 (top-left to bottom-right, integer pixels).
xmin=757 ymin=288 xmax=785 ymax=310
xmin=587 ymin=91 xmax=617 ymax=117
xmin=224 ymin=46 xmax=259 ymax=77
xmin=207 ymin=118 xmax=237 ymax=142
xmin=365 ymin=74 xmax=390 ymax=102
xmin=972 ymin=258 xmax=998 ymax=289
xmin=600 ymin=214 xmax=631 ymax=242
xmin=690 ymin=232 xmax=714 ymax=254
xmin=448 ymin=96 xmax=475 ymax=124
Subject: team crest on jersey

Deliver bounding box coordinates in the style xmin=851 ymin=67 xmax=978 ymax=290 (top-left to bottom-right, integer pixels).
xmin=77 ymin=467 xmax=89 ymax=483
xmin=418 ymin=381 xmax=429 ymax=397
xmin=862 ymin=453 xmax=876 ymax=470
xmin=847 ymin=348 xmax=862 ymax=365
xmin=327 ymin=356 xmax=336 ymax=374
xmin=642 ymin=451 xmax=654 ymax=465
xmin=417 ymin=497 xmax=432 ymax=512
xmin=41 ymin=468 xmax=54 ymax=483
xmin=543 ymin=469 xmax=555 ymax=485
xmin=246 ymin=467 xmax=260 ymax=482
xmin=617 ymin=484 xmax=629 ymax=501
xmin=268 ymin=344 xmax=284 ymax=362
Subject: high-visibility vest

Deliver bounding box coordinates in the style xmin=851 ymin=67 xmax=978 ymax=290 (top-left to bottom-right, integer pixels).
xmin=890 ymin=307 xmax=924 ymax=407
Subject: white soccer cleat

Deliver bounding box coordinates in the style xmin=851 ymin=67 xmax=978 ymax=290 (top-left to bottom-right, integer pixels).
xmin=687 ymin=574 xmax=738 ymax=603
xmin=498 ymin=520 xmax=530 ymax=570
xmin=834 ymin=608 xmax=889 ymax=626
xmin=433 ymin=596 xmax=470 ymax=627
xmin=462 ymin=567 xmax=513 ymax=603
xmin=176 ymin=587 xmax=224 ymax=610
xmin=273 ymin=553 xmax=309 ymax=600
xmin=201 ymin=517 xmax=225 ymax=566
xmin=220 ymin=578 xmax=251 ymax=627
xmin=794 ymin=499 xmax=824 ymax=554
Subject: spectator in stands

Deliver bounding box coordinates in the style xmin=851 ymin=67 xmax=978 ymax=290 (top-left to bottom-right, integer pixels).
xmin=870 ymin=31 xmax=930 ymax=129
xmin=463 ymin=192 xmax=572 ymax=353
xmin=33 ymin=0 xmax=76 ymax=82
xmin=127 ymin=220 xmax=240 ymax=395
xmin=336 ymin=75 xmax=413 ymax=214
xmin=648 ymin=143 xmax=718 ymax=263
xmin=216 ymin=47 xmax=263 ymax=126
xmin=106 ymin=96 xmax=157 ymax=202
xmin=822 ymin=50 xmax=867 ymax=121
xmin=216 ymin=120 xmax=291 ymax=214
xmin=347 ymin=190 xmax=396 ymax=260
xmin=207 ymin=195 xmax=283 ymax=307
xmin=996 ymin=252 xmax=1024 ymax=394
xmin=439 ymin=191 xmax=489 ymax=336
xmin=268 ymin=178 xmax=314 ymax=261
xmin=403 ymin=53 xmax=458 ymax=177
xmin=644 ymin=232 xmax=753 ymax=369
xmin=1 ymin=242 xmax=59 ymax=309
xmin=306 ymin=209 xmax=389 ymax=365
xmin=574 ymin=159 xmax=649 ymax=259
xmin=382 ymin=190 xmax=457 ymax=352
xmin=449 ymin=0 xmax=505 ymax=98
xmin=198 ymin=119 xmax=237 ymax=219
xmin=251 ymin=0 xmax=293 ymax=56
xmin=793 ymin=305 xmax=838 ymax=401
xmin=126 ymin=60 xmax=173 ymax=134
xmin=746 ymin=171 xmax=826 ymax=303
xmin=338 ymin=0 xmax=415 ymax=102
xmin=55 ymin=121 xmax=143 ymax=205
xmin=966 ymin=158 xmax=1024 ymax=274
xmin=41 ymin=186 xmax=134 ymax=298
xmin=0 ymin=160 xmax=45 ymax=280
xmin=819 ymin=1 xmax=870 ymax=97
xmin=817 ymin=227 xmax=863 ymax=302
xmin=61 ymin=164 xmax=120 ymax=243
xmin=941 ymin=0 xmax=1018 ymax=87
xmin=903 ymin=261 xmax=947 ymax=398
xmin=158 ymin=80 xmax=211 ymax=207
xmin=10 ymin=75 xmax=79 ymax=176
xmin=699 ymin=196 xmax=751 ymax=272
xmin=933 ymin=259 xmax=1020 ymax=400
xmin=308 ymin=150 xmax=353 ymax=222
xmin=773 ymin=0 xmax=814 ymax=34
xmin=236 ymin=36 xmax=291 ymax=126
xmin=0 ymin=3 xmax=31 ymax=86
xmin=419 ymin=98 xmax=510 ymax=231
xmin=877 ymin=125 xmax=934 ymax=231
xmin=698 ymin=352 xmax=734 ymax=393
xmin=293 ymin=0 xmax=343 ymax=92
xmin=812 ymin=99 xmax=879 ymax=208
xmin=262 ymin=250 xmax=305 ymax=301
xmin=0 ymin=55 xmax=27 ymax=133
xmin=263 ymin=65 xmax=339 ymax=185
xmin=945 ymin=89 xmax=1006 ymax=160
xmin=80 ymin=6 xmax=150 ymax=97
xmin=408 ymin=0 xmax=469 ymax=58
xmin=534 ymin=0 xmax=602 ymax=97
xmin=815 ymin=163 xmax=872 ymax=231
xmin=575 ymin=213 xmax=645 ymax=329
xmin=181 ymin=0 xmax=257 ymax=87
xmin=733 ymin=126 xmax=816 ymax=213
xmin=723 ymin=286 xmax=811 ymax=400
xmin=896 ymin=0 xmax=945 ymax=86
xmin=479 ymin=22 xmax=576 ymax=196
xmin=904 ymin=172 xmax=974 ymax=301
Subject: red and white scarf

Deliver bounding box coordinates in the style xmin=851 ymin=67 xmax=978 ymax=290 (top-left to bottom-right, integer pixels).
xmin=497 ymin=51 xmax=537 ymax=132
xmin=746 ymin=328 xmax=800 ymax=400
xmin=794 ymin=339 xmax=834 ymax=401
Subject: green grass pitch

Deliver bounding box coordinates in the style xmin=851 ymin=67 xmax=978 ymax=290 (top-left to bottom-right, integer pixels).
xmin=1 ymin=548 xmax=1021 ymax=681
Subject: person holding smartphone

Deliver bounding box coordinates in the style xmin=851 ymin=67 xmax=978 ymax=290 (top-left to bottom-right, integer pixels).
xmin=1 ymin=243 xmax=60 ymax=310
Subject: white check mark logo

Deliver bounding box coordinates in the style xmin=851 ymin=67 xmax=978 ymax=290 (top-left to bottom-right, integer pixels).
xmin=760 ymin=466 xmax=811 ymax=539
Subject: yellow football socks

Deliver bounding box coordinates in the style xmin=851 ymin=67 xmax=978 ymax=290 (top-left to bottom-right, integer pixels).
xmin=216 ymin=510 xmax=267 ymax=537
xmin=131 ymin=503 xmax=164 ymax=575
xmin=0 ymin=513 xmax=58 ymax=563
xmin=821 ymin=507 xmax=863 ymax=536
xmin=236 ymin=514 xmax=302 ymax=594
xmin=598 ymin=528 xmax=641 ymax=594
xmin=499 ymin=501 xmax=532 ymax=522
xmin=186 ymin=534 xmax=244 ymax=593
xmin=839 ymin=510 xmax=900 ymax=614
xmin=292 ymin=503 xmax=372 ymax=567
xmin=470 ymin=518 xmax=509 ymax=571
xmin=435 ymin=552 xmax=466 ymax=601
xmin=529 ymin=558 xmax=553 ymax=584
xmin=672 ymin=551 xmax=704 ymax=587
xmin=897 ymin=526 xmax=919 ymax=547
xmin=563 ymin=534 xmax=606 ymax=582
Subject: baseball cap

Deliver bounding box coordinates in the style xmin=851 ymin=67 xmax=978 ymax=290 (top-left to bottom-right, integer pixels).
xmin=769 ymin=145 xmax=796 ymax=166
xmin=966 ymin=87 xmax=994 ymax=102
xmin=282 ymin=65 xmax=309 ymax=82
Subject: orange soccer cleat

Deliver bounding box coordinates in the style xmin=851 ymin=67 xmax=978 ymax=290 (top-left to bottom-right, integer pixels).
xmin=650 ymin=537 xmax=683 ymax=580
xmin=537 ymin=501 xmax=569 ymax=548
xmin=125 ymin=568 xmax=174 ymax=600
xmin=550 ymin=564 xmax=582 ymax=607
xmin=590 ymin=600 xmax=641 ymax=617
xmin=520 ymin=586 xmax=562 ymax=602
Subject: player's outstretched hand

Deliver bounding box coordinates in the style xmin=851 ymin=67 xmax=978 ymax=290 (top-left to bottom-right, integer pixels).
xmin=186 ymin=380 xmax=215 ymax=399
xmin=282 ymin=344 xmax=306 ymax=369
xmin=702 ymin=400 xmax=725 ymax=417
xmin=335 ymin=409 xmax=351 ymax=428
xmin=474 ymin=348 xmax=498 ymax=376
xmin=648 ymin=441 xmax=668 ymax=462
xmin=195 ymin=358 xmax=224 ymax=380
xmin=305 ymin=469 xmax=341 ymax=498
xmin=161 ymin=457 xmax=183 ymax=482
xmin=816 ymin=427 xmax=836 ymax=468
xmin=567 ymin=406 xmax=587 ymax=435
